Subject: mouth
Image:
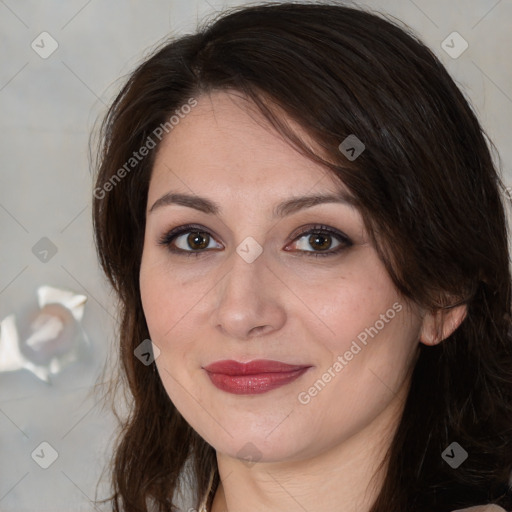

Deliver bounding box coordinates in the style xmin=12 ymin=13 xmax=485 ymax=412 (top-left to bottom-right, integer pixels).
xmin=202 ymin=359 xmax=312 ymax=395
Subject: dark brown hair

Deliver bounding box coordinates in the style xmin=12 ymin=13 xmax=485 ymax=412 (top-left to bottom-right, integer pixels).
xmin=91 ymin=2 xmax=512 ymax=511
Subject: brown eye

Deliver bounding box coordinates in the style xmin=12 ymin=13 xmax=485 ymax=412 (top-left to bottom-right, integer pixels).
xmin=286 ymin=225 xmax=353 ymax=258
xmin=158 ymin=224 xmax=222 ymax=257
xmin=307 ymin=233 xmax=333 ymax=251
xmin=183 ymin=231 xmax=210 ymax=250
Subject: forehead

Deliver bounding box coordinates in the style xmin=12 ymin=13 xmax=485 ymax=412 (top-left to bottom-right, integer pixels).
xmin=148 ymin=90 xmax=344 ymax=200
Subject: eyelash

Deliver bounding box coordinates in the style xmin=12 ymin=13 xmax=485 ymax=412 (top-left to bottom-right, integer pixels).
xmin=157 ymin=223 xmax=353 ymax=258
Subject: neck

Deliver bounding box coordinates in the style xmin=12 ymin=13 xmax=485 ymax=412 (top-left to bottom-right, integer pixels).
xmin=210 ymin=384 xmax=407 ymax=512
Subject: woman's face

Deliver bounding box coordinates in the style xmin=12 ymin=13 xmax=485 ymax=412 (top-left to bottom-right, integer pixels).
xmin=139 ymin=90 xmax=424 ymax=464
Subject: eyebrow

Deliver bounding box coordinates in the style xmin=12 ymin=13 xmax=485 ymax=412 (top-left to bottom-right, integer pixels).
xmin=148 ymin=190 xmax=356 ymax=218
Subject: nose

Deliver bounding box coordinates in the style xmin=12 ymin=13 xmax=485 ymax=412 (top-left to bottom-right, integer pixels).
xmin=212 ymin=247 xmax=287 ymax=341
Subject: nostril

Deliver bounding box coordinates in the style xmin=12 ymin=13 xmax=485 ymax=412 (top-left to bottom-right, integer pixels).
xmin=249 ymin=325 xmax=270 ymax=337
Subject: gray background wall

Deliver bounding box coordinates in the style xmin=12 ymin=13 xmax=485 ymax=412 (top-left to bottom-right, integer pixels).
xmin=1 ymin=1 xmax=510 ymax=510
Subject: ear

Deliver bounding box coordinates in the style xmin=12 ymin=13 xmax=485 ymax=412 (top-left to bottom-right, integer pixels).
xmin=419 ymin=303 xmax=467 ymax=346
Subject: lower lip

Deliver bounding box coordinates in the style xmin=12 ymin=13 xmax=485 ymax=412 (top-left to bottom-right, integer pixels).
xmin=205 ymin=367 xmax=310 ymax=394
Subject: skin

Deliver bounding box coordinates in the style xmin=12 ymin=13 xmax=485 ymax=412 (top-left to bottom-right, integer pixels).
xmin=139 ymin=90 xmax=467 ymax=512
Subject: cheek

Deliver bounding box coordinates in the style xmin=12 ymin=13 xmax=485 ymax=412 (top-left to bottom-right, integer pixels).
xmin=139 ymin=248 xmax=206 ymax=343
xmin=319 ymin=278 xmax=417 ymax=388
xmin=139 ymin=261 xmax=203 ymax=407
xmin=295 ymin=251 xmax=403 ymax=355
xmin=303 ymin=296 xmax=420 ymax=422
xmin=293 ymin=255 xmax=420 ymax=420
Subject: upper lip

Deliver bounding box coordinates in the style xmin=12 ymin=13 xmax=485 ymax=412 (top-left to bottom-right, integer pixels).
xmin=203 ymin=359 xmax=311 ymax=375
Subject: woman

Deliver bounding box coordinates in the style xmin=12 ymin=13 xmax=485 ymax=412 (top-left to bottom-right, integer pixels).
xmin=91 ymin=2 xmax=512 ymax=511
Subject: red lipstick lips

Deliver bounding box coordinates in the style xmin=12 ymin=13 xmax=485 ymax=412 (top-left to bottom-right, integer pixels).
xmin=203 ymin=359 xmax=311 ymax=394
